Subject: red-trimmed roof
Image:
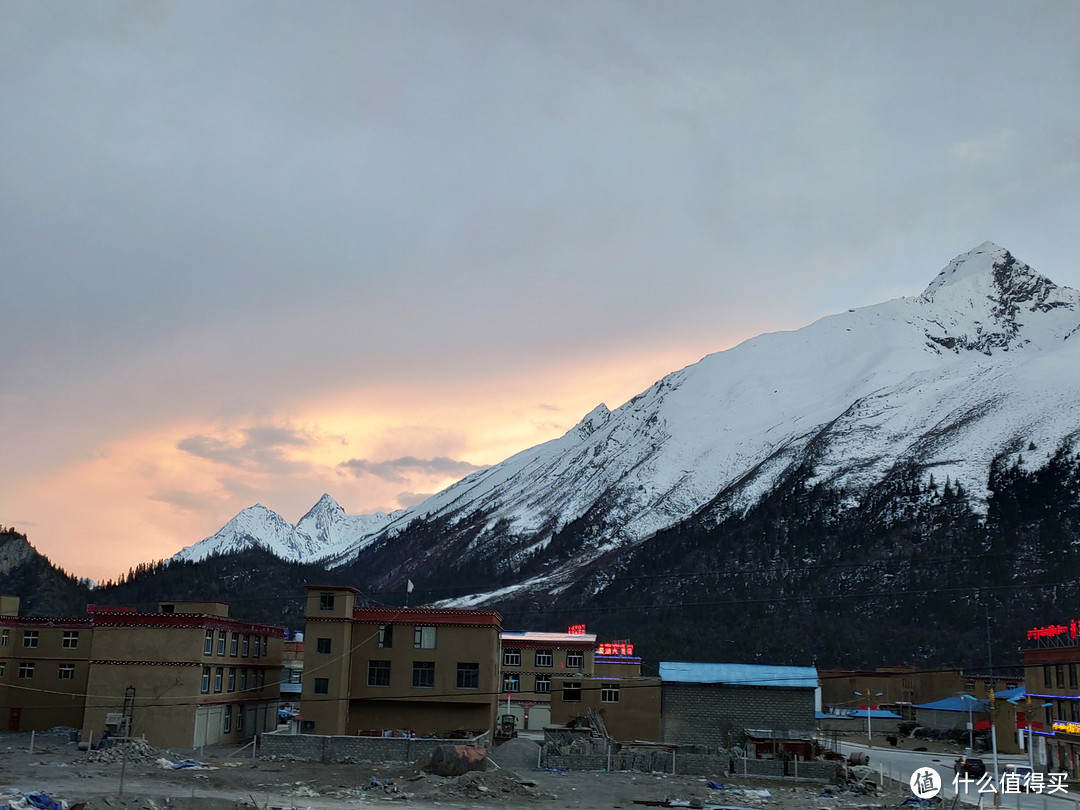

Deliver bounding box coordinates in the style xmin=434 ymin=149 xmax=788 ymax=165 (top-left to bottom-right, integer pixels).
xmin=352 ymin=605 xmax=502 ymax=628
xmin=305 ymin=584 xmax=359 ymax=593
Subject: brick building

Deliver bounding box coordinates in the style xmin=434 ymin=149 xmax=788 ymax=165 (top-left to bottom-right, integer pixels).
xmin=1022 ymin=618 xmax=1080 ymax=776
xmin=299 ymin=585 xmax=502 ymax=737
xmin=499 ymin=628 xmax=598 ymax=731
xmin=659 ymin=662 xmax=819 ymax=749
xmin=0 ymin=596 xmax=284 ymax=748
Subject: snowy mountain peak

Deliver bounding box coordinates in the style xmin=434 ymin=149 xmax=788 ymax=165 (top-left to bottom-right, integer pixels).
xmin=298 ymin=493 xmax=344 ymax=523
xmin=917 ymin=243 xmax=1077 ymax=355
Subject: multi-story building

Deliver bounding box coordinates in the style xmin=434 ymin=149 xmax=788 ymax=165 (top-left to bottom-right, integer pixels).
xmin=280 ymin=631 xmax=304 ymax=710
xmin=0 ymin=595 xmax=284 ymax=748
xmin=1022 ymin=618 xmax=1080 ymax=775
xmin=499 ymin=627 xmax=598 ymax=731
xmin=299 ymin=585 xmax=502 ymax=737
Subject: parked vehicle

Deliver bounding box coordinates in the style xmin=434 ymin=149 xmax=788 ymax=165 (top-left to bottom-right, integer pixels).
xmin=954 ymin=756 xmax=987 ymax=778
xmin=1006 ymin=764 xmax=1034 ymax=790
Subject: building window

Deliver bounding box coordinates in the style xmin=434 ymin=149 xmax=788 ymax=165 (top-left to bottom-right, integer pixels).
xmin=214 ymin=667 xmax=224 ymax=693
xmin=1071 ymin=665 xmax=1078 ymax=690
xmin=0 ymin=662 xmax=4 ymax=676
xmin=57 ymin=664 xmax=76 ymax=680
xmin=456 ymin=662 xmax=480 ymax=690
xmin=562 ymin=681 xmax=582 ymax=702
xmin=1047 ymin=705 xmax=1053 ymax=725
xmin=204 ymin=630 xmax=214 ymax=655
xmin=503 ymin=672 xmax=521 ymax=692
xmin=289 ymin=668 xmax=301 ymax=684
xmin=601 ymin=683 xmax=621 ymax=703
xmin=368 ymin=660 xmax=391 ymax=687
xmin=1057 ymin=665 xmax=1065 ymax=688
xmin=313 ymin=678 xmax=329 ymax=694
xmin=503 ymin=650 xmax=521 ymax=666
xmin=316 ymin=637 xmax=332 ymax=655
xmin=230 ymin=633 xmax=239 ymax=657
xmin=201 ymin=666 xmax=211 ymax=693
xmin=412 ymin=661 xmax=435 ymax=688
xmin=228 ymin=667 xmax=236 ymax=691
xmin=62 ymin=631 xmax=80 ymax=649
xmin=223 ymin=705 xmax=232 ymax=733
xmin=253 ymin=636 xmax=261 ymax=659
xmin=242 ymin=634 xmax=250 ymax=656
xmin=535 ymin=674 xmax=551 ymax=694
xmin=565 ymin=651 xmax=584 ymax=669
xmin=413 ymin=626 xmax=436 ymax=649
xmin=1046 ymin=665 xmax=1054 ymax=688
xmin=262 ymin=636 xmax=268 ymax=657
xmin=22 ymin=630 xmax=39 ymax=649
xmin=319 ymin=592 xmax=335 ymax=611
xmin=217 ymin=631 xmax=227 ymax=656
xmin=18 ymin=663 xmax=34 ymax=679
xmin=378 ymin=624 xmax=394 ymax=648
xmin=1 ymin=629 xmax=7 ymax=646
xmin=239 ymin=668 xmax=248 ymax=691
xmin=237 ymin=704 xmax=245 ymax=731
xmin=535 ymin=649 xmax=553 ymax=667
xmin=1072 ymin=703 xmax=1079 ymax=723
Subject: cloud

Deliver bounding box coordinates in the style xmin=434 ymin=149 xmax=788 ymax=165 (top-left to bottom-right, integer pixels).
xmin=951 ymin=132 xmax=1011 ymax=165
xmin=148 ymin=489 xmax=211 ymax=512
xmin=537 ymin=403 xmax=561 ymax=412
xmin=339 ymin=455 xmax=486 ymax=483
xmin=176 ymin=425 xmax=315 ymax=474
xmin=396 ymin=491 xmax=434 ymax=508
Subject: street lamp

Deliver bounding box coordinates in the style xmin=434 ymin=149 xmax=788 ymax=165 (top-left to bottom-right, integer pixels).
xmin=960 ymin=693 xmax=977 ymax=752
xmin=1008 ymin=695 xmax=1051 ymax=775
xmin=855 ymin=690 xmax=884 ymax=746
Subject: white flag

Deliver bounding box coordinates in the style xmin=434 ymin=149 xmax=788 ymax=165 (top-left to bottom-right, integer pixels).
xmin=406 ymin=579 xmax=415 ymax=594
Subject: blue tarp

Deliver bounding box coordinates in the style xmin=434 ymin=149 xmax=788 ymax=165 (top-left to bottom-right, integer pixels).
xmin=915 ymin=697 xmax=988 ymax=712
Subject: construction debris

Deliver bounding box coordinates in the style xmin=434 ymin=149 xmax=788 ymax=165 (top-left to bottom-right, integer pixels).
xmin=86 ymin=739 xmax=162 ymax=764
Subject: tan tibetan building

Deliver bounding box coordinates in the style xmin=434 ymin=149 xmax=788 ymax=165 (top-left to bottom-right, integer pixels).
xmin=299 ymin=585 xmax=502 ymax=737
xmin=0 ymin=595 xmax=284 ymax=748
xmin=500 ymin=627 xmax=655 ymax=738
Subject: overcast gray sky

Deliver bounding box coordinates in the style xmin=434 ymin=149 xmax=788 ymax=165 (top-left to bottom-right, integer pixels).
xmin=2 ymin=1 xmax=1078 ymax=580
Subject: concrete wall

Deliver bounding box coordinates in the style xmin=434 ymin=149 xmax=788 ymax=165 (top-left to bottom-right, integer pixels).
xmin=661 ymin=683 xmax=815 ymax=748
xmin=260 ymin=729 xmax=487 ymax=763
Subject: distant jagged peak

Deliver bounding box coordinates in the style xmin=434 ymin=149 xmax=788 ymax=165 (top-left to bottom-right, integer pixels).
xmin=922 ymin=241 xmax=1011 ymax=298
xmin=299 ymin=492 xmax=344 ymax=521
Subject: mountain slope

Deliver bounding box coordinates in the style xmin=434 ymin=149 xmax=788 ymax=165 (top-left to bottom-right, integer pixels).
xmin=343 ymin=243 xmax=1080 ymax=604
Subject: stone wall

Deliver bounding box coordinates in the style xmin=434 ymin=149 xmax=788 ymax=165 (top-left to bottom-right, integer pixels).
xmin=260 ymin=730 xmax=488 ymax=763
xmin=661 ymin=683 xmax=815 ymax=748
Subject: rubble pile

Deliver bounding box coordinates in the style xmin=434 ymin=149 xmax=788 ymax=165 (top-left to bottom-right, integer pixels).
xmin=432 ymin=770 xmax=545 ymax=802
xmin=488 ymin=737 xmax=541 ymax=771
xmin=87 ymin=739 xmax=162 ymax=764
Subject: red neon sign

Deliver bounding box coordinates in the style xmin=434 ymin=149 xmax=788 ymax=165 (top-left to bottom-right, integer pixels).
xmin=567 ymin=624 xmax=586 ymax=635
xmin=1028 ymin=624 xmax=1069 ymax=640
xmin=597 ymin=641 xmax=635 ymax=656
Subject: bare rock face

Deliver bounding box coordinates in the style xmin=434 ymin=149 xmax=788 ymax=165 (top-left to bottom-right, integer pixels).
xmin=429 ymin=744 xmax=488 ymax=777
xmin=0 ymin=531 xmax=34 ymax=576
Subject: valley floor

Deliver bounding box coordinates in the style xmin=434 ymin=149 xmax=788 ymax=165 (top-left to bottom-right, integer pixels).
xmin=0 ymin=729 xmax=909 ymax=810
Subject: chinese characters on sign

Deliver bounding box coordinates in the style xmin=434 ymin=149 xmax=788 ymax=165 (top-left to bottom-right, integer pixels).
xmin=567 ymin=624 xmax=587 ymax=635
xmin=597 ymin=641 xmax=635 ymax=656
xmin=951 ymin=771 xmax=1068 ymax=795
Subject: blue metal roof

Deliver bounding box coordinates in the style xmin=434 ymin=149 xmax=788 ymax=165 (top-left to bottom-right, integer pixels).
xmin=659 ymin=662 xmax=818 ymax=689
xmin=996 ymin=685 xmax=1026 ymax=700
xmin=849 ymin=708 xmax=903 ymax=719
xmin=915 ymin=697 xmax=989 ymax=712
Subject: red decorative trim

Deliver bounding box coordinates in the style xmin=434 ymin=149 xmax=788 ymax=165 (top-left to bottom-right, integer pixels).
xmin=0 ymin=618 xmax=94 ymax=630
xmin=90 ymin=660 xmax=204 ymax=667
xmin=305 ymin=584 xmax=360 ymax=593
xmin=352 ymin=606 xmax=502 ymax=628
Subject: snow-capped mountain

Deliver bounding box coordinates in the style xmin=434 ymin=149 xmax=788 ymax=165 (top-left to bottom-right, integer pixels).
xmin=174 ymin=494 xmax=398 ymax=564
xmin=182 ymin=244 xmax=1080 ymax=600
xmin=336 ymin=243 xmax=1080 ymax=603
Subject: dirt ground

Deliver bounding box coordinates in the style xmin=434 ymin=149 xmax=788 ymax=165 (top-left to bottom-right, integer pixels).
xmin=0 ymin=730 xmax=910 ymax=810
